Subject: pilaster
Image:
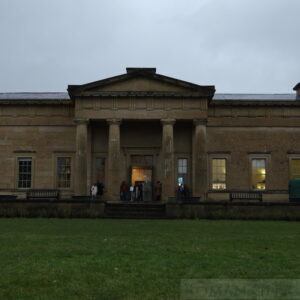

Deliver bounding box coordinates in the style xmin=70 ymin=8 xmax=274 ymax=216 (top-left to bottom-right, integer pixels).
xmin=161 ymin=118 xmax=176 ymax=202
xmin=192 ymin=118 xmax=207 ymax=200
xmin=74 ymin=118 xmax=89 ymax=196
xmin=107 ymin=119 xmax=122 ymax=201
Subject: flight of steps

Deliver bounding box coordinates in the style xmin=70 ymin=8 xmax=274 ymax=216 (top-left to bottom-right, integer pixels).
xmin=105 ymin=202 xmax=166 ymax=219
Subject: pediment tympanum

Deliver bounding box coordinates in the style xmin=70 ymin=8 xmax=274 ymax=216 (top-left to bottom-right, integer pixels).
xmin=68 ymin=68 xmax=215 ymax=99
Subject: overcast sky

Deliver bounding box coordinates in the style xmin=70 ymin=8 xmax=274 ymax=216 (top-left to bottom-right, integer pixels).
xmin=0 ymin=0 xmax=299 ymax=93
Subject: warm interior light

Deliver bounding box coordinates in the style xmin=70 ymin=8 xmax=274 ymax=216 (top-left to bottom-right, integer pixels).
xmin=131 ymin=167 xmax=152 ymax=185
xmin=212 ymin=183 xmax=226 ymax=190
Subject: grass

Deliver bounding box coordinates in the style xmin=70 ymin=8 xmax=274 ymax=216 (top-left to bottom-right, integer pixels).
xmin=0 ymin=219 xmax=299 ymax=299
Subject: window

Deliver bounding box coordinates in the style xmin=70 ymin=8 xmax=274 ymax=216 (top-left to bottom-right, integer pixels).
xmin=291 ymin=159 xmax=300 ymax=179
xmin=18 ymin=157 xmax=32 ymax=188
xmin=178 ymin=158 xmax=188 ymax=185
xmin=178 ymin=158 xmax=187 ymax=174
xmin=252 ymin=158 xmax=266 ymax=190
xmin=212 ymin=159 xmax=226 ymax=190
xmin=57 ymin=157 xmax=71 ymax=188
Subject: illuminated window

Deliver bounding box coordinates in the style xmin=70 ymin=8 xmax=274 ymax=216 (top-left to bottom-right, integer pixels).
xmin=212 ymin=159 xmax=226 ymax=190
xmin=252 ymin=158 xmax=266 ymax=190
xmin=291 ymin=159 xmax=300 ymax=179
xmin=18 ymin=157 xmax=32 ymax=188
xmin=57 ymin=157 xmax=71 ymax=188
xmin=178 ymin=158 xmax=187 ymax=174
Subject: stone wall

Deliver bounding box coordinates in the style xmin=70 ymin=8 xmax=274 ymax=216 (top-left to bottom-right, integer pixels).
xmin=166 ymin=202 xmax=300 ymax=220
xmin=0 ymin=104 xmax=75 ymax=198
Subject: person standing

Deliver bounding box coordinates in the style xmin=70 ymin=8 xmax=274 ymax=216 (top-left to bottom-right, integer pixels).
xmin=178 ymin=183 xmax=186 ymax=200
xmin=134 ymin=183 xmax=139 ymax=201
xmin=91 ymin=184 xmax=98 ymax=200
xmin=154 ymin=181 xmax=162 ymax=201
xmin=120 ymin=181 xmax=126 ymax=201
xmin=130 ymin=184 xmax=134 ymax=201
xmin=96 ymin=180 xmax=104 ymax=200
xmin=139 ymin=183 xmax=143 ymax=201
xmin=143 ymin=181 xmax=150 ymax=202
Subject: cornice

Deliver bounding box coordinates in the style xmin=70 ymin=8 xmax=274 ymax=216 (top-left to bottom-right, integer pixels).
xmin=72 ymin=91 xmax=212 ymax=98
xmin=0 ymin=100 xmax=72 ymax=105
xmin=210 ymin=100 xmax=300 ymax=107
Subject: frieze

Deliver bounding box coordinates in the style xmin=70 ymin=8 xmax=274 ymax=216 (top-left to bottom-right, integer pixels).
xmin=77 ymin=97 xmax=207 ymax=111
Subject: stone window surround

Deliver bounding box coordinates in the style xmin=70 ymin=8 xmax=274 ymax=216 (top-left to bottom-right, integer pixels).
xmin=287 ymin=154 xmax=300 ymax=179
xmin=13 ymin=152 xmax=36 ymax=190
xmin=53 ymin=152 xmax=75 ymax=190
xmin=175 ymin=154 xmax=191 ymax=187
xmin=248 ymin=154 xmax=271 ymax=191
xmin=208 ymin=153 xmax=230 ymax=191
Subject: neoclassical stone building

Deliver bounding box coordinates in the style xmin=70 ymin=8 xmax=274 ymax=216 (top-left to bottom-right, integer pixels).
xmin=0 ymin=68 xmax=300 ymax=202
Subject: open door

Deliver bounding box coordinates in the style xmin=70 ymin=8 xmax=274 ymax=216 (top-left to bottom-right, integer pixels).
xmin=131 ymin=166 xmax=153 ymax=201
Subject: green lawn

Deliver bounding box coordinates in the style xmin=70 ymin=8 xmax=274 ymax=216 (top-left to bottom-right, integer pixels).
xmin=0 ymin=219 xmax=299 ymax=299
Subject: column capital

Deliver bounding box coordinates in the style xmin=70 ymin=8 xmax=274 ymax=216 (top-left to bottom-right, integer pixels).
xmin=161 ymin=118 xmax=176 ymax=126
xmin=74 ymin=118 xmax=89 ymax=125
xmin=193 ymin=118 xmax=207 ymax=126
xmin=107 ymin=118 xmax=122 ymax=126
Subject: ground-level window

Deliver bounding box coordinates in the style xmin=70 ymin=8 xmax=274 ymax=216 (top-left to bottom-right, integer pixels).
xmin=251 ymin=158 xmax=266 ymax=190
xmin=212 ymin=158 xmax=226 ymax=190
xmin=178 ymin=158 xmax=188 ymax=185
xmin=18 ymin=157 xmax=32 ymax=188
xmin=290 ymin=159 xmax=300 ymax=179
xmin=57 ymin=157 xmax=71 ymax=188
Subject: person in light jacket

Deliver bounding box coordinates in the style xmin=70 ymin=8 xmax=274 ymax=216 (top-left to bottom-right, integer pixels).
xmin=91 ymin=184 xmax=98 ymax=200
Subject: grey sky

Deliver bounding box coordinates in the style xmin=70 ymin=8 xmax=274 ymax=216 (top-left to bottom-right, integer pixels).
xmin=0 ymin=0 xmax=299 ymax=93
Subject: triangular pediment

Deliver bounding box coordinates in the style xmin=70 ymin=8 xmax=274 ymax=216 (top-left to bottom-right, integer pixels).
xmin=68 ymin=68 xmax=215 ymax=98
xmin=85 ymin=76 xmax=189 ymax=93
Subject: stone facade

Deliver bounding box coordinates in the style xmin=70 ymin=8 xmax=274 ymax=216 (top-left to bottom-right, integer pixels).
xmin=0 ymin=68 xmax=300 ymax=202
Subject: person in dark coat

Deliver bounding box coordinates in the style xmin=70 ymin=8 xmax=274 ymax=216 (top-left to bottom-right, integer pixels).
xmin=178 ymin=183 xmax=187 ymax=200
xmin=154 ymin=181 xmax=162 ymax=201
xmin=96 ymin=180 xmax=104 ymax=199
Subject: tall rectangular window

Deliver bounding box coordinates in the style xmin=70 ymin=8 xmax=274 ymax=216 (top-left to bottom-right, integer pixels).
xmin=291 ymin=159 xmax=300 ymax=179
xmin=252 ymin=158 xmax=266 ymax=190
xmin=57 ymin=157 xmax=71 ymax=188
xmin=178 ymin=158 xmax=188 ymax=185
xmin=18 ymin=157 xmax=32 ymax=188
xmin=212 ymin=159 xmax=226 ymax=190
xmin=178 ymin=158 xmax=187 ymax=174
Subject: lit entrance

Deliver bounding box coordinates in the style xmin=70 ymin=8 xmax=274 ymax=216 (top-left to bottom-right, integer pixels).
xmin=131 ymin=166 xmax=152 ymax=201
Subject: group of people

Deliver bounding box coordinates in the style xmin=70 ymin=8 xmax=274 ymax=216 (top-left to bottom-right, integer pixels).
xmin=91 ymin=180 xmax=189 ymax=201
xmin=120 ymin=181 xmax=162 ymax=202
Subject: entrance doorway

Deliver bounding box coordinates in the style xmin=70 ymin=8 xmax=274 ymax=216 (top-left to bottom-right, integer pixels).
xmin=131 ymin=166 xmax=152 ymax=201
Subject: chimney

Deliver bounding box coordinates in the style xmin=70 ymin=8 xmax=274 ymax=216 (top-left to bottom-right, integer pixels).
xmin=293 ymin=82 xmax=300 ymax=97
xmin=126 ymin=68 xmax=156 ymax=74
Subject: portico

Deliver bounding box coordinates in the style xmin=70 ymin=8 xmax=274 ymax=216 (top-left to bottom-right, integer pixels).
xmin=69 ymin=68 xmax=215 ymax=201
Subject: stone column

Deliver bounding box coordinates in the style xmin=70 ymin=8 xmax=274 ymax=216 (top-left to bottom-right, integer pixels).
xmin=107 ymin=119 xmax=122 ymax=201
xmin=74 ymin=118 xmax=89 ymax=196
xmin=193 ymin=118 xmax=207 ymax=200
xmin=161 ymin=119 xmax=176 ymax=202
